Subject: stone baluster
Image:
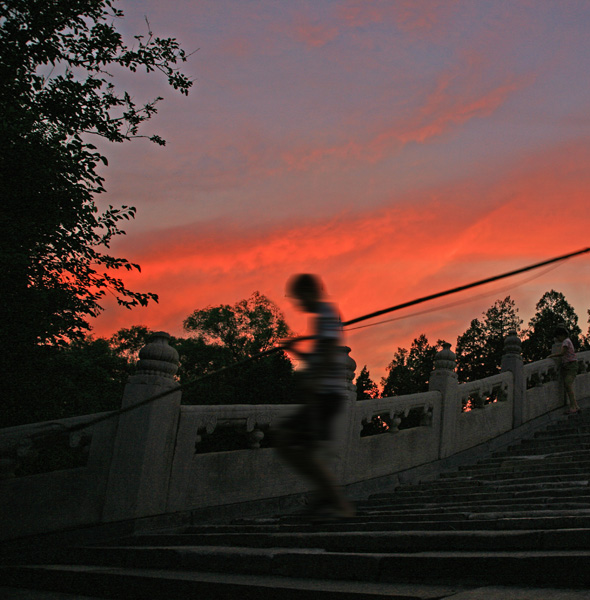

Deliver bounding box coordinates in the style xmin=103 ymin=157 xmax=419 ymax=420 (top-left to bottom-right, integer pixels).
xmin=103 ymin=332 xmax=181 ymax=521
xmin=550 ymin=322 xmax=570 ymax=406
xmin=501 ymin=329 xmax=525 ymax=427
xmin=429 ymin=342 xmax=459 ymax=459
xmin=335 ymin=346 xmax=357 ymax=484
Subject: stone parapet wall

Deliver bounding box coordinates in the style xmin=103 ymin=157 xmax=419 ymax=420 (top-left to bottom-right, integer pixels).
xmin=1 ymin=334 xmax=589 ymax=542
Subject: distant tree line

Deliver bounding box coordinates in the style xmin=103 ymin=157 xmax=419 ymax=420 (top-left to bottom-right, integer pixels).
xmin=355 ymin=290 xmax=590 ymax=400
xmin=4 ymin=287 xmax=588 ymax=427
xmin=2 ymin=292 xmax=295 ymax=427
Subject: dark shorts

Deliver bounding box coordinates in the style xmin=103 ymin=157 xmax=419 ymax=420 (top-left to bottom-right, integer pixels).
xmin=562 ymin=361 xmax=578 ymax=385
xmin=279 ymin=392 xmax=345 ymax=446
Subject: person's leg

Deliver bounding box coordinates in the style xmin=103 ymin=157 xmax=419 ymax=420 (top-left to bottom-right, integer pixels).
xmin=277 ymin=444 xmax=354 ymax=517
xmin=564 ymin=367 xmax=580 ymax=412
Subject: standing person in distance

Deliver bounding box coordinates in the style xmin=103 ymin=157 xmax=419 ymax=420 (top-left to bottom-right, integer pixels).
xmin=549 ymin=326 xmax=580 ymax=414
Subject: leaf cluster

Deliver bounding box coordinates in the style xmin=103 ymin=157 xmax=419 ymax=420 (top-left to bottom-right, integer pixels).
xmin=456 ymin=296 xmax=522 ymax=382
xmin=381 ymin=334 xmax=443 ymax=397
xmin=1 ymin=0 xmax=193 ymax=361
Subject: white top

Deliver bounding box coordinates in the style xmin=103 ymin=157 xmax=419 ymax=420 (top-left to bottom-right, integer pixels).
xmin=310 ymin=301 xmax=346 ymax=394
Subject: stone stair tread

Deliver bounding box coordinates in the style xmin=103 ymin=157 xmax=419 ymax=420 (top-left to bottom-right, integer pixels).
xmin=444 ymin=468 xmax=590 ymax=480
xmin=6 ymin=548 xmax=590 ymax=590
xmin=395 ymin=472 xmax=590 ymax=496
xmin=0 ymin=565 xmax=476 ymax=600
xmin=363 ymin=490 xmax=590 ymax=506
xmin=0 ymin=588 xmax=107 ymax=600
xmin=359 ymin=501 xmax=590 ymax=514
xmin=116 ymin=528 xmax=590 ymax=552
xmin=489 ymin=448 xmax=590 ymax=460
xmin=228 ymin=508 xmax=590 ymax=528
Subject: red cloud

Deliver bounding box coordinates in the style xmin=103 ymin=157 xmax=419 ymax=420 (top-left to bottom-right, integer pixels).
xmin=291 ymin=16 xmax=339 ymax=48
xmin=93 ymin=137 xmax=590 ymax=381
xmin=282 ymin=61 xmax=531 ymax=170
xmin=338 ymin=0 xmax=460 ymax=32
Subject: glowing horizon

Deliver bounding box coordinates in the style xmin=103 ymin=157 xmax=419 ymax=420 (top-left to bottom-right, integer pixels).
xmin=90 ymin=0 xmax=590 ymax=383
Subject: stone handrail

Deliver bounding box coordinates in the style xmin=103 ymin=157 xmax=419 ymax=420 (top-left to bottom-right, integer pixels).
xmin=355 ymin=391 xmax=437 ymax=431
xmin=458 ymin=371 xmax=511 ymax=407
xmin=0 ymin=412 xmax=114 ymax=479
xmin=1 ymin=334 xmax=589 ymax=542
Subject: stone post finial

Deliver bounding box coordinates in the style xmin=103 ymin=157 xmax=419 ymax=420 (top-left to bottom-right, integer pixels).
xmin=104 ymin=331 xmax=182 ymax=522
xmin=503 ymin=329 xmax=522 ymax=356
xmin=343 ymin=346 xmax=357 ymax=393
xmin=501 ymin=329 xmax=524 ymax=428
xmin=429 ymin=342 xmax=459 ymax=459
xmin=434 ymin=342 xmax=456 ymax=372
xmin=136 ymin=332 xmax=179 ymax=379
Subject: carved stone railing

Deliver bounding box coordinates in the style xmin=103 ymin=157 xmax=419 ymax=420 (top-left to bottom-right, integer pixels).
xmin=356 ymin=392 xmax=436 ymax=434
xmin=459 ymin=372 xmax=511 ymax=410
xmin=0 ymin=412 xmax=112 ymax=480
xmin=524 ymin=358 xmax=558 ymax=389
xmin=1 ymin=335 xmax=590 ymax=543
xmin=185 ymin=403 xmax=298 ymax=450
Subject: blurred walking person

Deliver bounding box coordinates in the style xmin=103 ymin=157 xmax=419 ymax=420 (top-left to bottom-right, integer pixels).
xmin=274 ymin=274 xmax=355 ymax=519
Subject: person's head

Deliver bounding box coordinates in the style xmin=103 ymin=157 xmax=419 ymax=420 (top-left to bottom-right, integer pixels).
xmin=554 ymin=326 xmax=569 ymax=341
xmin=286 ymin=273 xmax=324 ymax=312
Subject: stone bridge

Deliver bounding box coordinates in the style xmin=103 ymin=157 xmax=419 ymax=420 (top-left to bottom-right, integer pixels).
xmin=1 ymin=331 xmax=588 ymax=542
xmin=1 ymin=332 xmax=590 ymax=597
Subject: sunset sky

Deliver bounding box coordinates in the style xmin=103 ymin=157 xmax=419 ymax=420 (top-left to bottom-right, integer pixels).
xmin=93 ymin=0 xmax=590 ymax=382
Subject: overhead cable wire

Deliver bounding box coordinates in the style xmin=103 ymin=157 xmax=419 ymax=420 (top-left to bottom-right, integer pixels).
xmin=341 ymin=247 xmax=590 ymax=327
xmin=15 ymin=246 xmax=589 ymax=441
xmin=344 ymin=260 xmax=566 ymax=333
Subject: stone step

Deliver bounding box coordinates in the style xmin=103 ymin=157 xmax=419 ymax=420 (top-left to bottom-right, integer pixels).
xmin=5 ymin=548 xmax=590 ymax=590
xmin=537 ymin=425 xmax=590 ymax=436
xmin=444 ymin=462 xmax=590 ymax=479
xmin=484 ymin=448 xmax=590 ymax=463
xmin=395 ymin=469 xmax=590 ymax=494
xmin=358 ymin=499 xmax=590 ymax=516
xmin=358 ymin=501 xmax=590 ymax=517
xmin=365 ymin=485 xmax=590 ymax=507
xmin=110 ymin=528 xmax=590 ymax=552
xmin=528 ymin=431 xmax=590 ymax=442
xmin=190 ymin=513 xmax=590 ymax=533
xmin=499 ymin=441 xmax=590 ymax=455
xmin=451 ymin=453 xmax=590 ymax=469
xmin=545 ymin=412 xmax=590 ymax=425
xmin=0 ymin=565 xmax=473 ymax=600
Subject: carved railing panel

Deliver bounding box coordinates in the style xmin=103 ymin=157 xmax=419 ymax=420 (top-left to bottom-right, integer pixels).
xmin=181 ymin=404 xmax=299 ymax=453
xmin=0 ymin=413 xmax=111 ymax=479
xmin=459 ymin=372 xmax=511 ymax=412
xmin=356 ymin=392 xmax=437 ymax=438
xmin=524 ymin=358 xmax=559 ymax=389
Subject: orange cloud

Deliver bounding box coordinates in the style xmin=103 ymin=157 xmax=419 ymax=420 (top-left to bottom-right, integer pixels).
xmin=93 ymin=136 xmax=590 ymax=381
xmin=338 ymin=0 xmax=460 ymax=33
xmin=291 ymin=16 xmax=339 ymax=48
xmin=282 ymin=61 xmax=531 ymax=170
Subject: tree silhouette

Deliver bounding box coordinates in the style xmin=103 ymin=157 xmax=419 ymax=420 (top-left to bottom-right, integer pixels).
xmin=522 ymin=290 xmax=583 ymax=362
xmin=181 ymin=292 xmax=294 ymax=404
xmin=355 ymin=366 xmax=379 ymax=400
xmin=381 ymin=335 xmax=441 ymax=396
xmin=456 ymin=297 xmax=522 ymax=381
xmin=1 ymin=0 xmax=193 ymax=407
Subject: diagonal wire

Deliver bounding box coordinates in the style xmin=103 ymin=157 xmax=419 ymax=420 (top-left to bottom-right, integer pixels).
xmin=16 ymin=246 xmax=589 ymax=441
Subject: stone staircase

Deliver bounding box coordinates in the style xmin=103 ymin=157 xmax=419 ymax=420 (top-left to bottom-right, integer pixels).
xmin=3 ymin=408 xmax=590 ymax=599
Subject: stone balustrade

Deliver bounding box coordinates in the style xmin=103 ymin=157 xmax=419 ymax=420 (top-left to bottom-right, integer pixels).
xmin=1 ymin=332 xmax=589 ymax=543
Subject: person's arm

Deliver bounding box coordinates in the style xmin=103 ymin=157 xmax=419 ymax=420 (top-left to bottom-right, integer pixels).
xmin=548 ymin=340 xmax=566 ymax=359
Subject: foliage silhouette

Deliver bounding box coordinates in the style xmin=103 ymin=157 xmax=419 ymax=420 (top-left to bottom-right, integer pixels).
xmin=522 ymin=290 xmax=583 ymax=362
xmin=1 ymin=0 xmax=192 ymax=409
